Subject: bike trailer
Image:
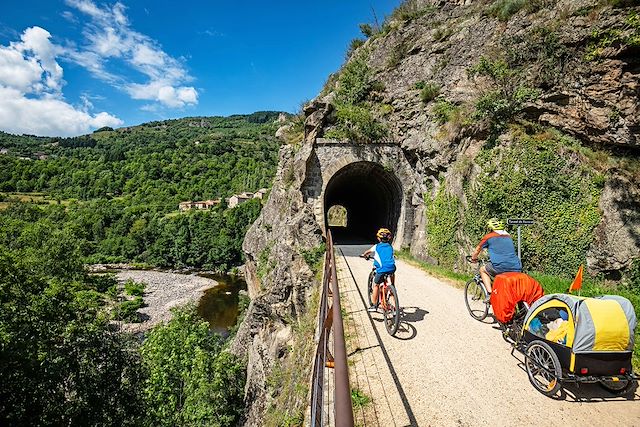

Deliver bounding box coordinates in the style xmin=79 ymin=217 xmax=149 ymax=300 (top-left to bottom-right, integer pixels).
xmin=489 ymin=272 xmax=544 ymax=324
xmin=522 ymin=294 xmax=636 ymax=377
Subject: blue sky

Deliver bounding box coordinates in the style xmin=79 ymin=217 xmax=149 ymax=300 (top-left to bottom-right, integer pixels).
xmin=0 ymin=0 xmax=400 ymax=137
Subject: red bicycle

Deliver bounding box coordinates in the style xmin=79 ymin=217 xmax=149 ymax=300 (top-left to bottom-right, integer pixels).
xmin=362 ymin=255 xmax=400 ymax=336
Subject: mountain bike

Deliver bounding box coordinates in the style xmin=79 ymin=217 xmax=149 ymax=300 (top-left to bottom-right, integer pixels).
xmin=361 ymin=255 xmax=400 ymax=336
xmin=464 ymin=255 xmax=490 ymax=321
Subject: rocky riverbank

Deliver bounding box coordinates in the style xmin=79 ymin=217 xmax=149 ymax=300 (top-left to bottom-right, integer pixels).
xmin=113 ymin=269 xmax=218 ymax=334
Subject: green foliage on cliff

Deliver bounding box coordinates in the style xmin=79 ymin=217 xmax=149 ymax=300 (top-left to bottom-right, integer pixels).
xmin=432 ymin=99 xmax=460 ymax=125
xmin=425 ymin=185 xmax=460 ymax=269
xmin=327 ymin=50 xmax=388 ymax=143
xmin=585 ymin=10 xmax=640 ymax=60
xmin=502 ymin=26 xmax=569 ymax=87
xmin=468 ymin=57 xmax=540 ymax=142
xmin=464 ymin=129 xmax=602 ymax=276
xmin=485 ymin=0 xmax=551 ymax=22
xmin=419 ymin=82 xmax=441 ymax=103
xmin=335 ymin=51 xmax=377 ymax=105
xmin=325 ymin=103 xmax=388 ymax=143
xmin=301 ymin=242 xmax=326 ymax=273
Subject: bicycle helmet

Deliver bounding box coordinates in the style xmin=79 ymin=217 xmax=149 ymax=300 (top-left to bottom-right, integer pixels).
xmin=486 ymin=218 xmax=505 ymax=231
xmin=376 ymin=228 xmax=392 ymax=242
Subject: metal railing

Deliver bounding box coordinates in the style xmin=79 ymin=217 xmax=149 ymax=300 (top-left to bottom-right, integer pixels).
xmin=310 ymin=230 xmax=354 ymax=427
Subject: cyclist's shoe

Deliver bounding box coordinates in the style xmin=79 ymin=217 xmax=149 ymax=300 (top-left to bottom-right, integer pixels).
xmin=483 ymin=293 xmax=492 ymax=304
xmin=367 ymin=305 xmax=378 ymax=312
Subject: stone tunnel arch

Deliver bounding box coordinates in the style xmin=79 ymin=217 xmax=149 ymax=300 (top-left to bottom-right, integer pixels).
xmin=324 ymin=161 xmax=403 ymax=242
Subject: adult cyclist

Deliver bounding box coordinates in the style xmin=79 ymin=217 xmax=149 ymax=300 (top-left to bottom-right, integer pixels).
xmin=361 ymin=228 xmax=396 ymax=312
xmin=471 ymin=218 xmax=522 ymax=301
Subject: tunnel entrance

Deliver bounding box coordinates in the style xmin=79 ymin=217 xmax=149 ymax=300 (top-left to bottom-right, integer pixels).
xmin=324 ymin=161 xmax=402 ymax=244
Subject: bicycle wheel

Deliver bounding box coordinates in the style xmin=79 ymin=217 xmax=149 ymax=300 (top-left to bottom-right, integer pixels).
xmin=464 ymin=278 xmax=489 ymax=321
xmin=525 ymin=340 xmax=562 ymax=397
xmin=383 ymin=285 xmax=400 ymax=336
xmin=598 ymin=378 xmax=632 ymax=395
xmin=367 ymin=270 xmax=375 ymax=306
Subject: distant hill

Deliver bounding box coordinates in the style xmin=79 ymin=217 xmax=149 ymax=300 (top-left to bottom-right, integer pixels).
xmin=0 ymin=113 xmax=283 ymax=206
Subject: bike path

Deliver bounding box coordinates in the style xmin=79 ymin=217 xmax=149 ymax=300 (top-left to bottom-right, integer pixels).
xmin=336 ymin=245 xmax=640 ymax=427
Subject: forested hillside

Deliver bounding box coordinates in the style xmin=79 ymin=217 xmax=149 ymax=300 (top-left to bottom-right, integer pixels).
xmin=0 ymin=112 xmax=281 ymax=425
xmin=0 ymin=112 xmax=281 ymax=269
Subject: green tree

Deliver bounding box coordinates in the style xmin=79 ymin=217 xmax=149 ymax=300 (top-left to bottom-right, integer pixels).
xmin=141 ymin=306 xmax=246 ymax=426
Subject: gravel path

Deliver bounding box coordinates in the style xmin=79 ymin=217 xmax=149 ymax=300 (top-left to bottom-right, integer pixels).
xmin=338 ymin=245 xmax=640 ymax=427
xmin=115 ymin=270 xmax=217 ymax=334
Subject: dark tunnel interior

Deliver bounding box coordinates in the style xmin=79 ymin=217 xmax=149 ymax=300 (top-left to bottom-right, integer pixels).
xmin=324 ymin=161 xmax=402 ymax=244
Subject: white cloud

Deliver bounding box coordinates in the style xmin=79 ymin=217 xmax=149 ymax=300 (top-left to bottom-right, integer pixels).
xmin=18 ymin=27 xmax=64 ymax=92
xmin=0 ymin=46 xmax=42 ymax=92
xmin=0 ymin=26 xmax=122 ymax=137
xmin=0 ymin=86 xmax=122 ymax=137
xmin=64 ymin=0 xmax=198 ymax=108
xmin=127 ymin=81 xmax=198 ymax=108
xmin=0 ymin=0 xmax=199 ymax=136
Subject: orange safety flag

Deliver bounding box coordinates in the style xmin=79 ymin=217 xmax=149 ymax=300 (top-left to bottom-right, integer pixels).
xmin=568 ymin=265 xmax=583 ymax=293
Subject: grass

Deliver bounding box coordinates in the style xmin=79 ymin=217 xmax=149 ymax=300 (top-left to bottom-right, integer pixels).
xmin=419 ymin=83 xmax=441 ymax=103
xmin=397 ymin=250 xmax=640 ymax=370
xmin=350 ymin=388 xmax=371 ymax=408
xmin=0 ymin=192 xmax=73 ymax=210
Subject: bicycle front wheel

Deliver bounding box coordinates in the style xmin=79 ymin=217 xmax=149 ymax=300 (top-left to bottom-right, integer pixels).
xmin=383 ymin=285 xmax=400 ymax=336
xmin=464 ymin=278 xmax=489 ymax=321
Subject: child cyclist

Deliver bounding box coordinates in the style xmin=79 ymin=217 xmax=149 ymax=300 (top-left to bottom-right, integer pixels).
xmin=361 ymin=228 xmax=396 ymax=312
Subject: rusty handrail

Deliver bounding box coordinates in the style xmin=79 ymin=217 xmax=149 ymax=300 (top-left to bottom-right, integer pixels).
xmin=310 ymin=230 xmax=354 ymax=427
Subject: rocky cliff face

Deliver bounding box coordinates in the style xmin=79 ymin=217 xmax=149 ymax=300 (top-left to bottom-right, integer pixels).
xmin=235 ymin=0 xmax=640 ymax=423
xmin=230 ymin=142 xmax=323 ymax=425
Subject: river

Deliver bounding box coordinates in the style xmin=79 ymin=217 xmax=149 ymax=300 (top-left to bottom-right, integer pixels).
xmin=196 ymin=273 xmax=248 ymax=335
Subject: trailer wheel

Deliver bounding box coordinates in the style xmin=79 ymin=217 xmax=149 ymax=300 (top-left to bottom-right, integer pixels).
xmin=598 ymin=378 xmax=632 ymax=396
xmin=525 ymin=340 xmax=562 ymax=397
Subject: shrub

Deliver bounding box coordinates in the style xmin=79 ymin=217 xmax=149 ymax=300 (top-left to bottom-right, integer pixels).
xmin=432 ymin=99 xmax=459 ymax=124
xmin=335 ymin=50 xmax=376 ymax=105
xmin=468 ymin=57 xmax=540 ymax=141
xmin=390 ymin=0 xmax=437 ymax=22
xmin=474 ymin=87 xmax=540 ymax=139
xmin=141 ymin=306 xmax=245 ymax=427
xmin=346 ymin=38 xmax=365 ymax=59
xmin=359 ymin=23 xmax=374 ymax=37
xmin=115 ymin=296 xmax=144 ymax=322
xmin=585 ymin=11 xmax=640 ymax=61
xmin=124 ymin=278 xmax=146 ymax=296
xmin=301 ymin=243 xmax=326 ymax=272
xmin=420 ymin=82 xmax=441 ymax=103
xmin=386 ymin=41 xmax=408 ymax=69
xmin=425 ymin=185 xmax=460 ymax=268
xmin=325 ymin=103 xmax=388 ymax=143
xmin=433 ymin=26 xmax=453 ymax=42
xmin=502 ymin=26 xmax=569 ymax=87
xmin=486 ymin=0 xmax=527 ymax=21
